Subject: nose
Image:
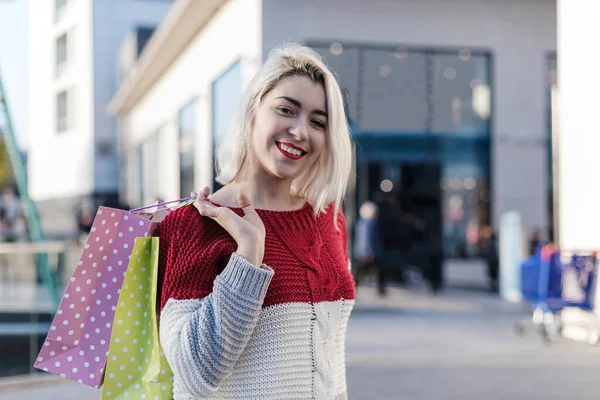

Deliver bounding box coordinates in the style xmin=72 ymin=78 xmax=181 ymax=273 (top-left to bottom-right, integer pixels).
xmin=289 ymin=117 xmax=309 ymax=141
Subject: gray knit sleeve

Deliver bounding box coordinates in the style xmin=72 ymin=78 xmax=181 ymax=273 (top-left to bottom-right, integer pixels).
xmin=159 ymin=253 xmax=274 ymax=397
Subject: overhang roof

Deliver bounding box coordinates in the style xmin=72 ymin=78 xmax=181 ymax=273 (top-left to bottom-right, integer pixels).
xmin=107 ymin=0 xmax=228 ymax=115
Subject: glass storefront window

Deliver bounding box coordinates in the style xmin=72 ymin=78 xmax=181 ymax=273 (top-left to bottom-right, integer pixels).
xmin=211 ymin=60 xmax=243 ymax=189
xmin=178 ymin=99 xmax=196 ymax=198
xmin=313 ymin=46 xmax=360 ymax=124
xmin=441 ymin=158 xmax=490 ymax=258
xmin=432 ymin=53 xmax=491 ymax=135
xmin=361 ymin=49 xmax=428 ymax=132
xmin=310 ymin=42 xmax=492 ymax=260
xmin=138 ymin=131 xmax=159 ymax=206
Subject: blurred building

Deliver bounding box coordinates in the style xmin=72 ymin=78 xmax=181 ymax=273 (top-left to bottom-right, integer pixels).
xmin=27 ymin=0 xmax=173 ymax=237
xmin=109 ymin=0 xmax=556 ymax=260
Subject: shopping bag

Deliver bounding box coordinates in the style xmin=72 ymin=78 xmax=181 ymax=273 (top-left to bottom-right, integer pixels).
xmin=34 ymin=197 xmax=193 ymax=387
xmin=101 ymin=237 xmax=174 ymax=399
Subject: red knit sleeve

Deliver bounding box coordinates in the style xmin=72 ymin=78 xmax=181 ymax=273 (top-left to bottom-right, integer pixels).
xmin=336 ymin=206 xmax=349 ymax=263
xmin=157 ymin=205 xmax=237 ymax=312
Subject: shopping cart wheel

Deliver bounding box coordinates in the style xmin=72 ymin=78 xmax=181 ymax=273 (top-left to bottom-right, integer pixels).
xmin=587 ymin=332 xmax=600 ymax=346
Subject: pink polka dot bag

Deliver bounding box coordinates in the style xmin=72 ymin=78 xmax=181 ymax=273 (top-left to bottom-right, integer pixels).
xmin=34 ymin=197 xmax=195 ymax=388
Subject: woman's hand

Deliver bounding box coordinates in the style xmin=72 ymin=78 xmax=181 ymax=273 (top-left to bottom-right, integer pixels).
xmin=192 ymin=187 xmax=265 ymax=267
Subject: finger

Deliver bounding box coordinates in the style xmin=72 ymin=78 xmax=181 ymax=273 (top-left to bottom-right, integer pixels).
xmin=196 ymin=201 xmax=220 ymax=218
xmin=197 ymin=204 xmax=242 ymax=238
xmin=191 ymin=186 xmax=210 ymax=199
xmin=194 ymin=192 xmax=214 ymax=212
xmin=194 ymin=186 xmax=212 ymax=204
xmin=237 ymin=193 xmax=258 ymax=216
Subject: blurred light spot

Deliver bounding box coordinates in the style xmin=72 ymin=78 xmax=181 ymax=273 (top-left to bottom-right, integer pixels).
xmin=472 ymin=83 xmax=491 ymax=119
xmin=459 ymin=49 xmax=472 ymax=61
xmin=394 ymin=47 xmax=408 ymax=60
xmin=470 ymin=79 xmax=481 ymax=89
xmin=464 ymin=177 xmax=476 ymax=190
xmin=329 ymin=42 xmax=343 ymax=56
xmin=450 ymin=178 xmax=462 ymax=190
xmin=359 ymin=202 xmax=378 ymax=219
xmin=444 ymin=67 xmax=457 ymax=80
xmin=379 ymin=65 xmax=391 ymax=78
xmin=448 ymin=195 xmax=464 ymax=222
xmin=466 ymin=223 xmax=479 ymax=244
xmin=380 ymin=179 xmax=393 ymax=192
xmin=449 ymin=195 xmax=463 ymax=209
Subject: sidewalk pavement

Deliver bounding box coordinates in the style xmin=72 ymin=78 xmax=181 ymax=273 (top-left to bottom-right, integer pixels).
xmin=0 ymin=373 xmax=97 ymax=399
xmin=0 ymin=285 xmax=525 ymax=399
xmin=3 ymin=284 xmax=596 ymax=400
xmin=346 ymin=286 xmax=600 ymax=400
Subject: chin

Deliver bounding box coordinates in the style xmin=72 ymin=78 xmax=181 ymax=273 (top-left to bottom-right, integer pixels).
xmin=268 ymin=167 xmax=300 ymax=180
xmin=265 ymin=162 xmax=304 ymax=180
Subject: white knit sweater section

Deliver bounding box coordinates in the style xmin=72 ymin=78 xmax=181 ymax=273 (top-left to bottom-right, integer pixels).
xmin=161 ymin=298 xmax=354 ymax=399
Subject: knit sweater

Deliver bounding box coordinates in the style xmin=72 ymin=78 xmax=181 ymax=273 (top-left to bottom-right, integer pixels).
xmin=156 ymin=202 xmax=356 ymax=400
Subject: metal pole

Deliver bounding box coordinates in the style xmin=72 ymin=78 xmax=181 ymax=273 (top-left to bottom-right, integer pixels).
xmin=550 ymin=84 xmax=561 ymax=248
xmin=0 ymin=70 xmax=58 ymax=310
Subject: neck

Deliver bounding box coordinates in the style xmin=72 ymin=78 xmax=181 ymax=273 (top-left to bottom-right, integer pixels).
xmin=230 ymin=159 xmax=299 ymax=211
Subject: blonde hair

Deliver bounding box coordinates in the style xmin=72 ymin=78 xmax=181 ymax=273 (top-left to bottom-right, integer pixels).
xmin=215 ymin=43 xmax=354 ymax=219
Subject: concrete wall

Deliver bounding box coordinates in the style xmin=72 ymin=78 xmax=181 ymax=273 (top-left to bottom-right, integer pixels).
xmin=120 ymin=0 xmax=262 ymax=207
xmin=92 ymin=0 xmax=172 ymax=194
xmin=262 ymin=0 xmax=557 ymax=235
xmin=28 ymin=0 xmax=96 ymax=201
xmin=28 ymin=0 xmax=172 ymax=236
xmin=28 ymin=0 xmax=171 ymax=201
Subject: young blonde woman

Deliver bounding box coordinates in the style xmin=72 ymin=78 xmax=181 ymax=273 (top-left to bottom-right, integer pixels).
xmin=157 ymin=44 xmax=355 ymax=399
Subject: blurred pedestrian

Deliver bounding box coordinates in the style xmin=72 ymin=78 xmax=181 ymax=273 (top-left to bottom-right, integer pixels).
xmin=529 ymin=227 xmax=543 ymax=256
xmin=352 ymin=201 xmax=386 ymax=296
xmin=76 ymin=198 xmax=94 ymax=243
xmin=156 ymin=44 xmax=355 ymax=398
xmin=480 ymin=226 xmax=500 ymax=292
xmin=0 ymin=186 xmax=22 ymax=242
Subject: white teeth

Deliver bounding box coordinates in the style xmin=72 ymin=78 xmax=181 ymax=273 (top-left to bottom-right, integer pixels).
xmin=280 ymin=143 xmax=302 ymax=156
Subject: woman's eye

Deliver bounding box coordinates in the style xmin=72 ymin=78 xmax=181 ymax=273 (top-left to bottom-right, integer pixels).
xmin=278 ymin=107 xmax=293 ymax=115
xmin=312 ymin=120 xmax=326 ymax=129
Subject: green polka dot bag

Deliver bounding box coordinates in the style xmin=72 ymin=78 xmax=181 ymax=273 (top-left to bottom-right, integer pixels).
xmin=101 ymin=237 xmax=173 ymax=399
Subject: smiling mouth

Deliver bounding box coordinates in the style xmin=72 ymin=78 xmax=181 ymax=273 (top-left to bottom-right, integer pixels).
xmin=276 ymin=141 xmax=307 ymax=160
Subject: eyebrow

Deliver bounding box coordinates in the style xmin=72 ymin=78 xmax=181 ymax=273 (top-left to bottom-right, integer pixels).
xmin=277 ymin=96 xmax=328 ymax=118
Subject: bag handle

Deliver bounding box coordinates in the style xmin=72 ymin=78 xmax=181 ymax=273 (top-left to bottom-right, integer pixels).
xmin=129 ymin=196 xmax=196 ymax=213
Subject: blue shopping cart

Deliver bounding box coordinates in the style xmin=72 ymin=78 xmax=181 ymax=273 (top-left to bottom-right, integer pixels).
xmin=515 ymin=246 xmax=599 ymax=345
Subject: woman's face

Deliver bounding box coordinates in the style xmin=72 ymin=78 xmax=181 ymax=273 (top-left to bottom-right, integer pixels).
xmin=250 ymin=75 xmax=328 ymax=182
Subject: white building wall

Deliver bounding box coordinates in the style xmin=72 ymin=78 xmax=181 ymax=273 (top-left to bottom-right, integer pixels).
xmin=262 ymin=0 xmax=557 ymax=234
xmin=28 ymin=0 xmax=172 ymax=202
xmin=92 ymin=0 xmax=172 ymax=193
xmin=555 ymin=0 xmax=600 ymax=341
xmin=28 ymin=0 xmax=96 ymax=201
xmin=121 ymin=0 xmax=262 ymax=206
xmin=557 ymin=0 xmax=600 ymax=252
